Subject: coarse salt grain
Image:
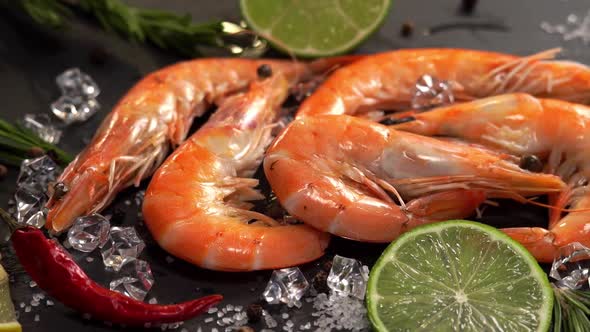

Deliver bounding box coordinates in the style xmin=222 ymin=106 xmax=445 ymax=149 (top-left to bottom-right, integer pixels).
xmin=541 ymin=10 xmax=590 ymax=44
xmin=310 ymin=291 xmax=369 ymax=332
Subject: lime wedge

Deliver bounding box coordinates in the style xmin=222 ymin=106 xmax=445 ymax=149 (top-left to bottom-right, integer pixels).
xmin=240 ymin=0 xmax=391 ymax=57
xmin=367 ymin=220 xmax=553 ymax=332
xmin=0 ymin=265 xmax=20 ymax=332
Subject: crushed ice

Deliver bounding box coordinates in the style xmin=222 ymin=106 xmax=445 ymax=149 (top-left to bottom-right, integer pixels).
xmin=109 ymin=259 xmax=154 ymax=301
xmin=21 ymin=113 xmax=62 ymax=144
xmin=411 ymin=74 xmax=454 ymax=110
xmin=13 ymin=156 xmax=61 ymax=228
xmin=550 ymin=242 xmax=590 ymax=289
xmin=68 ymin=214 xmax=110 ymax=252
xmin=101 ymin=226 xmax=145 ymax=271
xmin=263 ymin=267 xmax=309 ymax=305
xmin=51 ymin=68 xmax=101 ymax=124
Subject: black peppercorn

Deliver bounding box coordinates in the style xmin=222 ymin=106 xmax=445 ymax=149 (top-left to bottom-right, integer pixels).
xmin=257 ymin=64 xmax=273 ymax=78
xmin=519 ymin=155 xmax=544 ymax=173
xmin=28 ymin=146 xmax=45 ymax=158
xmin=312 ymin=270 xmax=330 ymax=294
xmin=112 ymin=206 xmax=127 ymax=223
xmin=400 ymin=21 xmax=414 ymax=37
xmin=0 ymin=164 xmax=6 ymax=180
xmin=89 ymin=47 xmax=109 ymax=66
xmin=246 ymin=303 xmax=263 ymax=323
xmin=460 ymin=0 xmax=478 ymax=14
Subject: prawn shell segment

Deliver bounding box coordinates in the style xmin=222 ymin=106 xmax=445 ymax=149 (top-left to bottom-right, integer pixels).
xmin=393 ymin=93 xmax=590 ymax=262
xmin=143 ymin=137 xmax=330 ymax=271
xmin=297 ymin=48 xmax=590 ymax=117
xmin=46 ymin=57 xmax=336 ymax=234
xmin=143 ymin=76 xmax=331 ymax=272
xmin=265 ymin=115 xmax=565 ymax=243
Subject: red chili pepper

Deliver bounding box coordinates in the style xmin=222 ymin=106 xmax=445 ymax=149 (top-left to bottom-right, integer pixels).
xmin=12 ymin=226 xmax=222 ymax=327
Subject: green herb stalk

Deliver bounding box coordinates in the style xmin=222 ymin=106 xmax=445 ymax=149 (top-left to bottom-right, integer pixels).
xmin=18 ymin=0 xmax=238 ymax=57
xmin=0 ymin=119 xmax=72 ymax=167
xmin=553 ymin=285 xmax=590 ymax=332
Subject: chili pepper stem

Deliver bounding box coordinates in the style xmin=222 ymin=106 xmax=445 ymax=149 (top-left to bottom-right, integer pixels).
xmin=0 ymin=208 xmax=23 ymax=234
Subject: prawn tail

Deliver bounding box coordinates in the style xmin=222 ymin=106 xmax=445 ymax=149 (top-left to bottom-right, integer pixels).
xmin=502 ymin=227 xmax=556 ymax=262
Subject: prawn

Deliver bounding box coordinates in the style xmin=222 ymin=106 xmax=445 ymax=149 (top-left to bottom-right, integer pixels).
xmin=392 ymin=93 xmax=590 ymax=262
xmin=46 ymin=56 xmax=359 ymax=233
xmin=296 ymin=48 xmax=590 ymax=117
xmin=142 ymin=73 xmax=329 ymax=271
xmin=263 ymin=114 xmax=566 ymax=243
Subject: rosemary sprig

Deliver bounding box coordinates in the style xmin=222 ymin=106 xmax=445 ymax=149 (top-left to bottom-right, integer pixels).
xmin=20 ymin=0 xmax=72 ymax=28
xmin=77 ymin=0 xmax=224 ymax=57
xmin=17 ymin=0 xmax=246 ymax=57
xmin=0 ymin=119 xmax=72 ymax=167
xmin=553 ymin=285 xmax=590 ymax=332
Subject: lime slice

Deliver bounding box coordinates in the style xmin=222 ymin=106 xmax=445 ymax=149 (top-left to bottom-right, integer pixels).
xmin=367 ymin=220 xmax=553 ymax=332
xmin=0 ymin=265 xmax=20 ymax=332
xmin=240 ymin=0 xmax=392 ymax=57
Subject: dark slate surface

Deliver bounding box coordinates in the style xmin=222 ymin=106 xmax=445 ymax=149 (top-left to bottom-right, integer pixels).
xmin=1 ymin=0 xmax=589 ymax=331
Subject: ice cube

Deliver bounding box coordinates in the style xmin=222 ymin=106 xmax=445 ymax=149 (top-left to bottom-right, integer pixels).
xmin=14 ymin=188 xmax=46 ymax=228
xmin=67 ymin=214 xmax=110 ymax=252
xmin=101 ymin=226 xmax=145 ymax=271
xmin=411 ymin=74 xmax=454 ymax=110
xmin=51 ymin=96 xmax=100 ymax=124
xmin=21 ymin=114 xmax=62 ymax=144
xmin=262 ymin=267 xmax=309 ymax=305
xmin=550 ymin=242 xmax=590 ymax=289
xmin=109 ymin=259 xmax=154 ymax=301
xmin=17 ymin=156 xmax=60 ymax=195
xmin=327 ymin=255 xmax=369 ymax=299
xmin=56 ymin=68 xmax=100 ymax=99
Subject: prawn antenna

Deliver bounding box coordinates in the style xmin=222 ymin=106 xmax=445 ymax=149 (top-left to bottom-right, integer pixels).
xmin=478 ymin=48 xmax=562 ymax=95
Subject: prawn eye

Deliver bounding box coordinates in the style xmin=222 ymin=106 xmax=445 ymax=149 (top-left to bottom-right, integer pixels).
xmin=379 ymin=116 xmax=416 ymax=126
xmin=519 ymin=155 xmax=543 ymax=173
xmin=257 ymin=64 xmax=273 ymax=78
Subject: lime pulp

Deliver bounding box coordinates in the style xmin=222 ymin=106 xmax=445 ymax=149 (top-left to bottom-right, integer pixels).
xmin=240 ymin=0 xmax=392 ymax=57
xmin=367 ymin=220 xmax=553 ymax=332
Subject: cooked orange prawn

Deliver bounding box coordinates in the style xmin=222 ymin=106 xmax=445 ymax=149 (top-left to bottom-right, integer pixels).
xmin=142 ymin=74 xmax=330 ymax=271
xmin=296 ymin=48 xmax=590 ymax=117
xmin=46 ymin=56 xmax=359 ymax=233
xmin=263 ymin=114 xmax=566 ymax=243
xmin=393 ymin=93 xmax=590 ymax=262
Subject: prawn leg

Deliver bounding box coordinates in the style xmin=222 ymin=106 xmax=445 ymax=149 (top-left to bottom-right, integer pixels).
xmin=393 ymin=93 xmax=590 ymax=262
xmin=297 ymin=48 xmax=590 ymax=118
xmin=46 ymin=56 xmax=361 ymax=233
xmin=264 ymin=115 xmax=565 ymax=243
xmin=143 ymin=74 xmax=330 ymax=271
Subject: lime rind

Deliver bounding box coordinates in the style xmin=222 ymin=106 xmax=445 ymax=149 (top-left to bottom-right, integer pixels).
xmin=367 ymin=220 xmax=553 ymax=332
xmin=240 ymin=0 xmax=392 ymax=58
